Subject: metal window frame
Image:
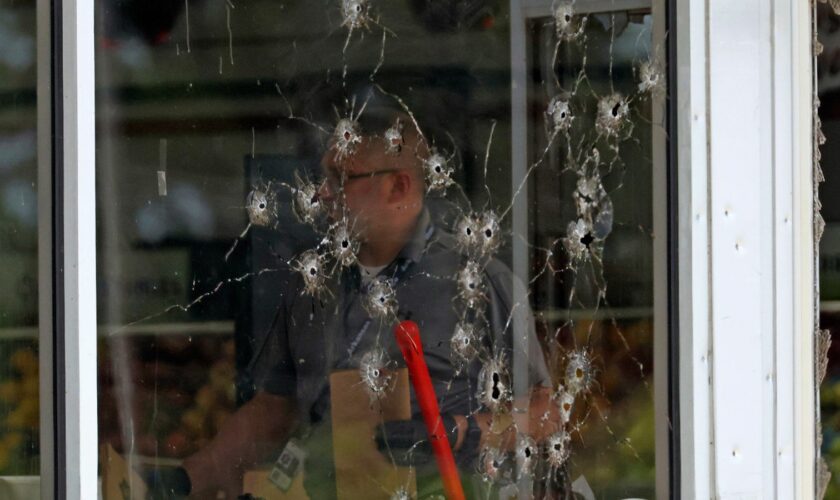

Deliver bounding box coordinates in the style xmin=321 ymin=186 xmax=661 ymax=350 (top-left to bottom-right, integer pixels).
xmin=37 ymin=0 xmax=98 ymax=498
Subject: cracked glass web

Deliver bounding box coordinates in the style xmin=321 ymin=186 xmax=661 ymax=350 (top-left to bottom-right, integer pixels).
xmin=94 ymin=1 xmax=663 ymax=498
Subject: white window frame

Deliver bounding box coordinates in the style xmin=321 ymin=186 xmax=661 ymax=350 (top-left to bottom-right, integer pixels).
xmin=674 ymin=0 xmax=815 ymax=497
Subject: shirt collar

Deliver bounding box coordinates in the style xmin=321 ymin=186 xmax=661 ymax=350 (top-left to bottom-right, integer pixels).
xmin=345 ymin=208 xmax=433 ymax=292
xmin=396 ymin=207 xmax=433 ymax=265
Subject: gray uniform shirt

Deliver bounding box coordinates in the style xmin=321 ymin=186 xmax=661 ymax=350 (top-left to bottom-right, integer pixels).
xmin=253 ymin=208 xmax=550 ymax=414
xmin=249 ymin=208 xmax=550 ymax=496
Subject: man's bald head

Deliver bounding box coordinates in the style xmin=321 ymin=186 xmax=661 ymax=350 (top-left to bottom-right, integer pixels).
xmin=318 ymin=113 xmax=431 ymax=254
xmin=322 ymin=113 xmax=429 ymax=199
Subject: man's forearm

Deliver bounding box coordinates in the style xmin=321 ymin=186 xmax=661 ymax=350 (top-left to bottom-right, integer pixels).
xmin=182 ymin=390 xmax=297 ymax=495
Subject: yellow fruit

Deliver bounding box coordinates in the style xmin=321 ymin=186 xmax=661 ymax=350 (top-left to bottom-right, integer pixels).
xmin=209 ymin=363 xmax=234 ymax=392
xmin=20 ymin=377 xmax=38 ymax=398
xmin=224 ymin=382 xmax=236 ymax=406
xmin=19 ymin=397 xmax=38 ymax=417
xmin=2 ymin=432 xmax=23 ymax=450
xmin=181 ymin=409 xmax=205 ymax=436
xmin=195 ymin=385 xmax=217 ymax=411
xmin=0 ymin=444 xmax=10 ymax=471
xmin=0 ymin=381 xmax=21 ymax=404
xmin=5 ymin=408 xmax=26 ymax=429
xmin=10 ymin=349 xmax=38 ymax=377
xmin=6 ymin=398 xmax=39 ymax=430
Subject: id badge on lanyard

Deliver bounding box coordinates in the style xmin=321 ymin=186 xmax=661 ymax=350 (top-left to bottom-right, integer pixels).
xmin=268 ymin=438 xmax=307 ymax=492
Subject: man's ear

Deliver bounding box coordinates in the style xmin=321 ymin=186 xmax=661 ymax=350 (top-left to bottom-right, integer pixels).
xmin=387 ymin=171 xmax=412 ymax=203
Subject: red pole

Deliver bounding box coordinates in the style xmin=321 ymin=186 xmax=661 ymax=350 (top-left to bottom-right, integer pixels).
xmin=393 ymin=320 xmax=466 ymax=500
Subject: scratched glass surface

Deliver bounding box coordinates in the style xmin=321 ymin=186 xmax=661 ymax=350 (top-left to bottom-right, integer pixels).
xmin=0 ymin=0 xmax=40 ymax=484
xmin=95 ymin=1 xmax=662 ymax=499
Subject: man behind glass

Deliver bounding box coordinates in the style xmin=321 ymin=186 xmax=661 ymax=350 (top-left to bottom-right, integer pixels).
xmin=149 ymin=114 xmax=560 ymax=499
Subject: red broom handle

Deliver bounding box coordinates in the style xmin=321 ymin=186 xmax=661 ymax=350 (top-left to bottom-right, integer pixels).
xmin=394 ymin=320 xmax=465 ymax=500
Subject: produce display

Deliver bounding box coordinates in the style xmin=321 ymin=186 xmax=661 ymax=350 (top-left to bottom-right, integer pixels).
xmin=98 ymin=333 xmax=237 ymax=460
xmin=0 ymin=343 xmax=40 ymax=475
xmin=560 ymin=318 xmax=655 ymax=498
xmin=90 ymin=314 xmax=655 ymax=496
xmin=0 ymin=331 xmax=238 ymax=478
xmin=0 ymin=316 xmax=654 ymax=497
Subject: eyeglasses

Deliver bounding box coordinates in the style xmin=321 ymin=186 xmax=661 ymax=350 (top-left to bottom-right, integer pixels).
xmin=321 ymin=168 xmax=402 ymax=193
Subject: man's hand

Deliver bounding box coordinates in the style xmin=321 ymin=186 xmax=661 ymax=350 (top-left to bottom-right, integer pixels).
xmin=142 ymin=465 xmax=192 ymax=500
xmin=181 ymin=391 xmax=297 ymax=497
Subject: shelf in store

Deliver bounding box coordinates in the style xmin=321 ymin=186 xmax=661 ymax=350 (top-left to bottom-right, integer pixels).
xmin=0 ymin=320 xmax=235 ymax=340
xmin=535 ymin=306 xmax=653 ymax=321
xmin=819 ymin=301 xmax=840 ymax=313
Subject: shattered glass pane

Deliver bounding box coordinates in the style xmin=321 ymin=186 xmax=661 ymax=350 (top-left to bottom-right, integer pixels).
xmin=359 ymin=347 xmax=396 ymax=401
xmin=423 ymin=148 xmax=456 ymax=194
xmin=526 ymin=8 xmax=657 ymax=496
xmin=94 ymin=1 xmax=661 ymax=498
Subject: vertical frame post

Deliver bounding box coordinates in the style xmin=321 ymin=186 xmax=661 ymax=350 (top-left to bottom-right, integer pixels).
xmin=652 ymin=0 xmax=675 ymax=496
xmin=676 ymin=0 xmax=815 ymax=496
xmin=674 ymin=0 xmax=712 ymax=495
xmin=38 ymin=0 xmax=98 ymax=497
xmin=36 ymin=0 xmax=55 ymax=495
xmin=792 ymin=0 xmax=816 ymax=494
